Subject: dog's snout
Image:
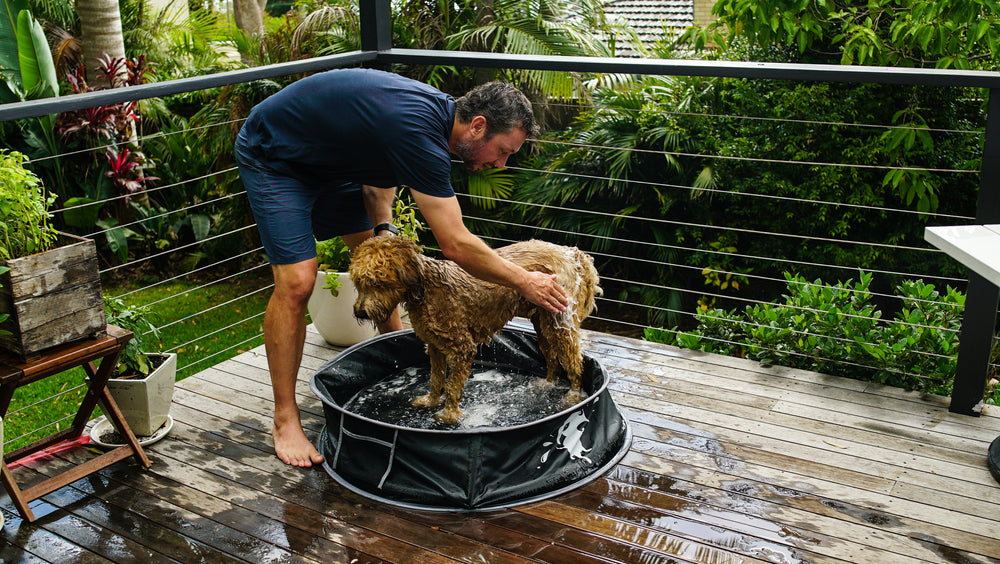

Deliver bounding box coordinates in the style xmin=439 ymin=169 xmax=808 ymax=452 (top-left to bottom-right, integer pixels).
xmin=354 ymin=305 xmax=370 ymax=320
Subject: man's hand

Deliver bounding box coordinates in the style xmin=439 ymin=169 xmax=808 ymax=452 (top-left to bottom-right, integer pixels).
xmin=410 ymin=190 xmax=570 ymax=312
xmin=519 ymin=271 xmax=569 ymax=313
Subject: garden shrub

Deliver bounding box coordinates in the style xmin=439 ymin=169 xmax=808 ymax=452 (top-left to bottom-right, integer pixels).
xmin=645 ymin=271 xmax=966 ymax=396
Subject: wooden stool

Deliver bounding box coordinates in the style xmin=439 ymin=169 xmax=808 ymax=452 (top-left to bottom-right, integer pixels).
xmin=0 ymin=325 xmax=151 ymax=522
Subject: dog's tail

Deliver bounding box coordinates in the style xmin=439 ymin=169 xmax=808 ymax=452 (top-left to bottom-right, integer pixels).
xmin=580 ymin=250 xmax=602 ymax=316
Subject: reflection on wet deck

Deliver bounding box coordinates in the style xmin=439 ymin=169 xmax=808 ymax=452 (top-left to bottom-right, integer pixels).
xmin=3 ymin=326 xmax=999 ymax=563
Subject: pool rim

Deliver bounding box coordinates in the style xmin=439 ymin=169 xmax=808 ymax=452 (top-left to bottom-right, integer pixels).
xmin=309 ymin=326 xmax=617 ymax=435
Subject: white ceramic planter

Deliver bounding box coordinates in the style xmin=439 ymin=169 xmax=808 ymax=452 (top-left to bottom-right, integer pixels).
xmin=307 ymin=271 xmax=378 ymax=347
xmin=106 ymin=352 xmax=177 ymax=436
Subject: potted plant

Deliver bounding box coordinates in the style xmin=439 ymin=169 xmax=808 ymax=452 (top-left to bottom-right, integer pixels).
xmin=307 ymin=192 xmax=425 ymax=346
xmin=101 ymin=296 xmax=176 ymax=437
xmin=308 ymin=235 xmax=380 ymax=346
xmin=0 ymin=149 xmax=105 ymax=359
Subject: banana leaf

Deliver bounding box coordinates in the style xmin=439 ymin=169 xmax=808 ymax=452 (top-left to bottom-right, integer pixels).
xmin=16 ymin=9 xmax=57 ymax=98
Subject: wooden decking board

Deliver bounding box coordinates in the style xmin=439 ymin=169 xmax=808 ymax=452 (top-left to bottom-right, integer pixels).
xmin=144 ymin=405 xmax=544 ymax=564
xmin=616 ymin=448 xmax=994 ymax=564
xmin=624 ymin=406 xmax=1000 ymax=549
xmin=3 ymin=326 xmax=999 ymax=563
xmin=588 ymin=333 xmax=1000 ymax=433
xmin=600 ymin=340 xmax=996 ymax=482
xmin=51 ymin=434 xmax=397 ymax=564
xmin=483 ymin=509 xmax=712 ymax=564
xmin=613 ymin=373 xmax=995 ymax=496
xmin=593 ymin=336 xmax=975 ymax=434
xmin=517 ymin=499 xmax=780 ymax=564
xmin=595 ymin=464 xmax=995 ymax=564
xmin=17 ymin=460 xmax=298 ymax=564
xmin=619 ymin=427 xmax=1000 ymax=563
xmin=404 ymin=511 xmax=634 ymax=564
xmin=6 ymin=491 xmax=177 ymax=564
xmin=602 ymin=346 xmax=1000 ymax=515
xmin=1 ymin=506 xmax=108 ymax=563
xmin=549 ymin=486 xmax=845 ymax=564
xmin=109 ymin=427 xmax=472 ymax=564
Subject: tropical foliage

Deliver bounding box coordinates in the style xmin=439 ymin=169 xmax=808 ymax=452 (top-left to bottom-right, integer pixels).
xmin=645 ymin=272 xmax=967 ymax=396
xmin=689 ymin=0 xmax=1000 ymax=70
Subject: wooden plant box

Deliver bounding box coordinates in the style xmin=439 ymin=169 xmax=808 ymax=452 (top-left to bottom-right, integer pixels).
xmin=0 ymin=232 xmax=106 ymax=360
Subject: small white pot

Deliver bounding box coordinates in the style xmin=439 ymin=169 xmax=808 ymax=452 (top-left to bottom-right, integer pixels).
xmin=106 ymin=352 xmax=177 ymax=436
xmin=307 ymin=271 xmax=378 ymax=347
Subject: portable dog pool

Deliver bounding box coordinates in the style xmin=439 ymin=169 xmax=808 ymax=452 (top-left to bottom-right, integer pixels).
xmin=310 ymin=325 xmax=631 ymax=511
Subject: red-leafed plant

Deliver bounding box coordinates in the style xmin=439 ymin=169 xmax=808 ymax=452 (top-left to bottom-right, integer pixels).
xmin=104 ymin=145 xmax=158 ymax=197
xmin=56 ymin=54 xmax=156 ymax=202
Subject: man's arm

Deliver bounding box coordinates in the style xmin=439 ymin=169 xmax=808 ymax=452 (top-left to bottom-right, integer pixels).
xmin=411 ymin=190 xmax=569 ymax=313
xmin=362 ymin=185 xmax=396 ymax=231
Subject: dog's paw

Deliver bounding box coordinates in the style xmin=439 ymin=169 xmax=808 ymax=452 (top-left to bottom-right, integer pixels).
xmin=531 ymin=378 xmax=556 ymax=390
xmin=412 ymin=393 xmax=443 ymax=408
xmin=434 ymin=407 xmax=463 ymax=424
xmin=562 ymin=390 xmax=587 ymax=407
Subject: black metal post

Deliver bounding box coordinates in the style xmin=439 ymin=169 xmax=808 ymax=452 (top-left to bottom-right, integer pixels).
xmin=359 ymin=0 xmax=392 ymax=53
xmin=950 ymin=88 xmax=1000 ymax=416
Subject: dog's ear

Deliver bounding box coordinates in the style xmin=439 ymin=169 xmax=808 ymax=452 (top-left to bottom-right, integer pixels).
xmin=397 ymin=242 xmax=425 ymax=301
xmin=406 ymin=281 xmax=425 ymax=302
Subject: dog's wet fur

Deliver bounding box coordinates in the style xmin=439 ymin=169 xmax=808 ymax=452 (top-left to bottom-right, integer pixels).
xmin=350 ymin=237 xmax=601 ymax=423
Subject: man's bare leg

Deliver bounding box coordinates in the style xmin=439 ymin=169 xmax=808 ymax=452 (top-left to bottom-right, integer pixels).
xmin=266 ymin=259 xmax=324 ymax=467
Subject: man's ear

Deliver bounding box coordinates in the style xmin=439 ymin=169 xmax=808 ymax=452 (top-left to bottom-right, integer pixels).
xmin=470 ymin=115 xmax=487 ymax=137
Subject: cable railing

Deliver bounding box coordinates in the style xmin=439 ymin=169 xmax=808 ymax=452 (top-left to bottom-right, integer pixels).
xmin=2 ymin=44 xmax=998 ymax=455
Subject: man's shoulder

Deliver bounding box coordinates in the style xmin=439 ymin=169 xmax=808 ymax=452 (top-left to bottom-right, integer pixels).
xmin=316 ymin=68 xmax=441 ymax=95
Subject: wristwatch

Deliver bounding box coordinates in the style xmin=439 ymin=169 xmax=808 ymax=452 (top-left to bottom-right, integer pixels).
xmin=373 ymin=222 xmax=399 ymax=236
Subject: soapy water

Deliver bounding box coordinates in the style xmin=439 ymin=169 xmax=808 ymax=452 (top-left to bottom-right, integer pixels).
xmin=343 ymin=363 xmax=576 ymax=430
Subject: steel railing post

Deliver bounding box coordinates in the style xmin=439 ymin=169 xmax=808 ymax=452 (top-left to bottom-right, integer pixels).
xmin=950 ymin=88 xmax=1000 ymax=416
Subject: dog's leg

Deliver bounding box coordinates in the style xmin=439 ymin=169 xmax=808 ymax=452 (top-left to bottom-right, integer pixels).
xmin=538 ymin=313 xmax=587 ymax=406
xmin=413 ymin=345 xmax=446 ymax=409
xmin=534 ymin=314 xmax=567 ymax=385
xmin=560 ymin=329 xmax=587 ymax=406
xmin=435 ymin=350 xmax=474 ymax=424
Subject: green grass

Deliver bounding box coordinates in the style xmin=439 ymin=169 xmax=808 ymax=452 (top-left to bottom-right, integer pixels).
xmin=3 ymin=269 xmax=272 ymax=452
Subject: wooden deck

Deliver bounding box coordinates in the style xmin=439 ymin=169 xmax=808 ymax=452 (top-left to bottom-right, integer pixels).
xmin=3 ymin=325 xmax=999 ymax=563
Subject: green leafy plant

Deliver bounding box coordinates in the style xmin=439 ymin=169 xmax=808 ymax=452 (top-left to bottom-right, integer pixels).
xmin=315 ymin=236 xmax=352 ymax=297
xmin=0 ymin=149 xmax=58 ymax=260
xmin=104 ymin=295 xmax=162 ymax=378
xmin=645 ymin=271 xmax=968 ymax=396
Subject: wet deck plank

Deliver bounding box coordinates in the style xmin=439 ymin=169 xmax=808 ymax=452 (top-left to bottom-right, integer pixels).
xmin=3 ymin=325 xmax=999 ymax=564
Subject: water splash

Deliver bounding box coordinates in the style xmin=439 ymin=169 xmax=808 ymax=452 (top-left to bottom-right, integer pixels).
xmin=343 ymin=363 xmax=574 ymax=430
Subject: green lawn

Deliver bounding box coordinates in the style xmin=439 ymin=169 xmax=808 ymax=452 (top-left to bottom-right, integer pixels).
xmin=3 ymin=269 xmax=272 ymax=452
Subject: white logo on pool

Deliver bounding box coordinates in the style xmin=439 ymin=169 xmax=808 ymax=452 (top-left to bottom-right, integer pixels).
xmin=540 ymin=408 xmax=593 ymax=465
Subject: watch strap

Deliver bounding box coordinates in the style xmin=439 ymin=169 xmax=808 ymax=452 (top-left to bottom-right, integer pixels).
xmin=373 ymin=222 xmax=399 ymax=236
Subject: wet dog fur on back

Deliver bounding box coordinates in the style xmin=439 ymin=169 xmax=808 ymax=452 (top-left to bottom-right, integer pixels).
xmin=350 ymin=236 xmax=601 ymax=424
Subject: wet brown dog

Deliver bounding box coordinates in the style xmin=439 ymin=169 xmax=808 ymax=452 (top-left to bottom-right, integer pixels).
xmin=350 ymin=237 xmax=601 ymax=423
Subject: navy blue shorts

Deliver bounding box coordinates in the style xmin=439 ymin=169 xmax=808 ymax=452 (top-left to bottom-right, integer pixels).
xmin=235 ymin=135 xmax=371 ymax=264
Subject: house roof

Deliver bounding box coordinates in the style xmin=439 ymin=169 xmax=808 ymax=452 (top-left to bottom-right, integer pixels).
xmin=603 ymin=0 xmax=694 ymax=57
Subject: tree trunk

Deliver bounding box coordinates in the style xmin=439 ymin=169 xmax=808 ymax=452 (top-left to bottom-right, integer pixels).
xmin=233 ymin=0 xmax=264 ymax=35
xmin=76 ymin=0 xmax=126 ymax=86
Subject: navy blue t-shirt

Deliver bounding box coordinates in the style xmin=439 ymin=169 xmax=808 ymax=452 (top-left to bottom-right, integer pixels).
xmin=241 ymin=68 xmax=456 ymax=198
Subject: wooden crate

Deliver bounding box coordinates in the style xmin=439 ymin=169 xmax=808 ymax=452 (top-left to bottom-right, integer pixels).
xmin=0 ymin=232 xmax=105 ymax=360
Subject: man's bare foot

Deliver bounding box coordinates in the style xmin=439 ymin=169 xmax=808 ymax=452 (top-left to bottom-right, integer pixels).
xmin=272 ymin=422 xmax=324 ymax=468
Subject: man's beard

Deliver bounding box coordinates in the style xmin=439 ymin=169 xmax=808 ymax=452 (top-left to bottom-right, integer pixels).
xmin=453 ymin=139 xmax=483 ymax=170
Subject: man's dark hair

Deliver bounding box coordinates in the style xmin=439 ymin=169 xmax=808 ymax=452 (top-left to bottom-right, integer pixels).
xmin=455 ymin=82 xmax=539 ymax=138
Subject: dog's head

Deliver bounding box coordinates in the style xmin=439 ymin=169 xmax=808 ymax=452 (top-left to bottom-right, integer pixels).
xmin=349 ymin=236 xmax=424 ymax=323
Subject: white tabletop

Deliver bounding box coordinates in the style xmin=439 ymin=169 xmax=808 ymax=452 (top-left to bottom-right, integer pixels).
xmin=924 ymin=224 xmax=1000 ymax=288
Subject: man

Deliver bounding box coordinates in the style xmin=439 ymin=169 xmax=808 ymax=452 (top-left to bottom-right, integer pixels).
xmin=234 ymin=68 xmax=569 ymax=467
